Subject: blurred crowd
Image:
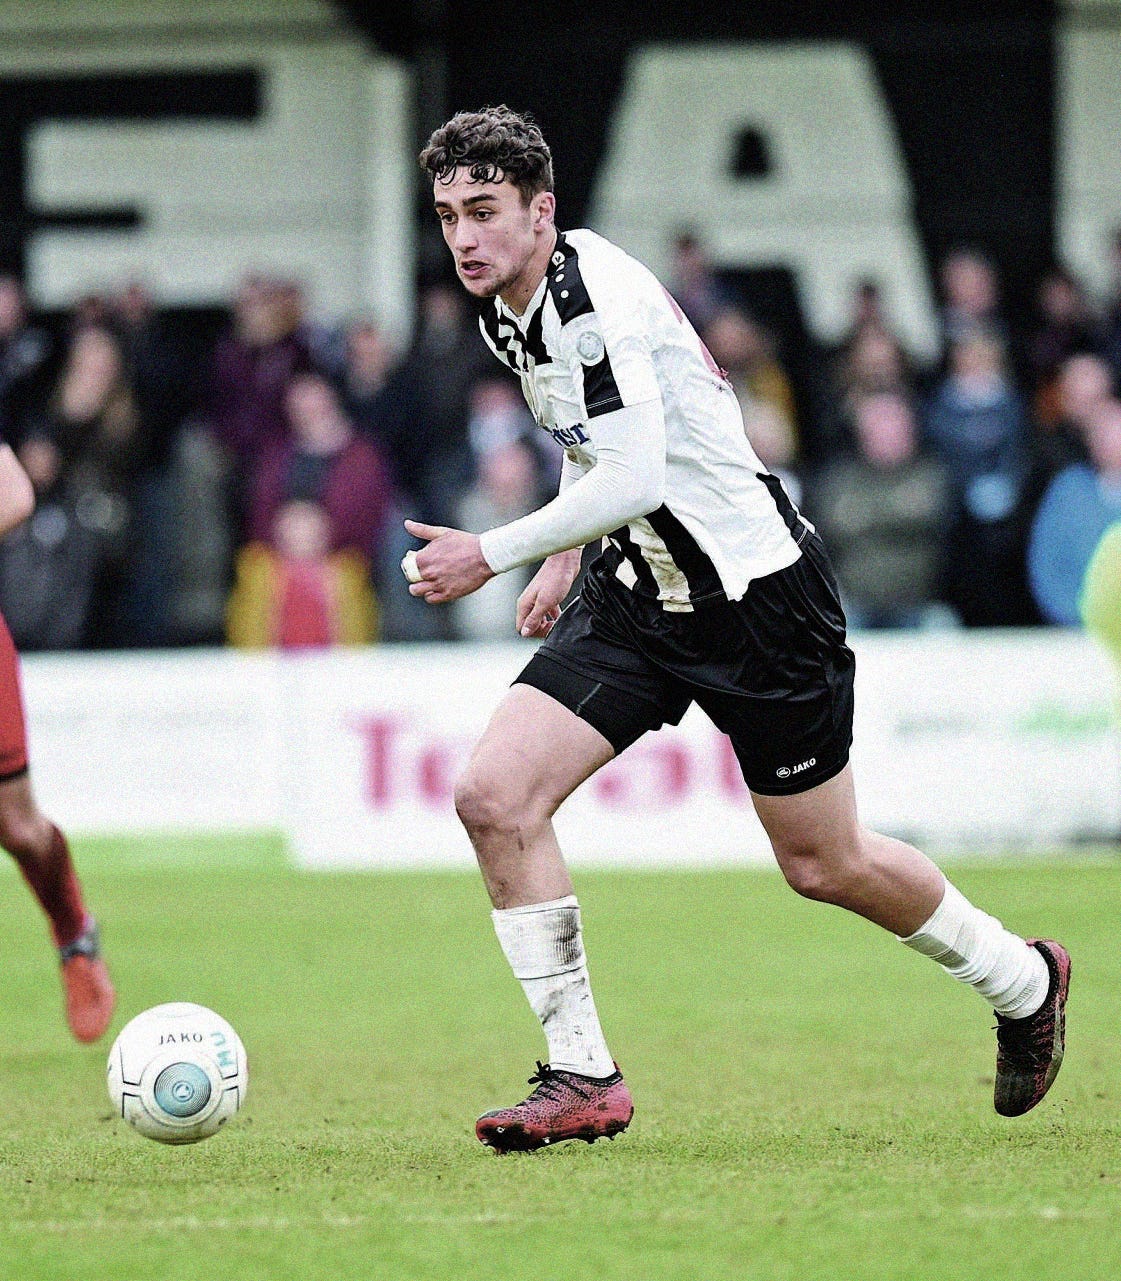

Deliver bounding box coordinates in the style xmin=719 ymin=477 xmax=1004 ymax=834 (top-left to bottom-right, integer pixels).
xmin=1 ymin=227 xmax=1120 ymax=652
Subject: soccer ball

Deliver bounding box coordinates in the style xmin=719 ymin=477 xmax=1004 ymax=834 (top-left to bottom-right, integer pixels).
xmin=107 ymin=1003 xmax=248 ymax=1145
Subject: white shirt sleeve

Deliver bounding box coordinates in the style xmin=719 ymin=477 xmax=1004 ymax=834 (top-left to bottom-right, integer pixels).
xmin=479 ymin=398 xmax=666 ymax=573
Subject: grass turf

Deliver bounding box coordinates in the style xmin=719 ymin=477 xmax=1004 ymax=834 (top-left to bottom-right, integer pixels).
xmin=0 ymin=843 xmax=1118 ymax=1280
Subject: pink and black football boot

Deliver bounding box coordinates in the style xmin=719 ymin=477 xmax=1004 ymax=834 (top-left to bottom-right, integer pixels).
xmin=994 ymin=939 xmax=1071 ymax=1117
xmin=476 ymin=1061 xmax=634 ymax=1153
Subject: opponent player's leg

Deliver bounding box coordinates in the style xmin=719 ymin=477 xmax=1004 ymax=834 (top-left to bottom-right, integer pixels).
xmin=751 ymin=765 xmax=1069 ymax=1116
xmin=455 ymin=679 xmax=651 ymax=1151
xmin=0 ymin=770 xmax=116 ymax=1043
xmin=0 ymin=614 xmax=115 ymax=1041
xmin=0 ymin=769 xmax=85 ymax=946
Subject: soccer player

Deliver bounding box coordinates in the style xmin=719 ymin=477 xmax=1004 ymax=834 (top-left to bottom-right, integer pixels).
xmin=0 ymin=438 xmax=115 ymax=1042
xmin=408 ymin=106 xmax=1070 ymax=1153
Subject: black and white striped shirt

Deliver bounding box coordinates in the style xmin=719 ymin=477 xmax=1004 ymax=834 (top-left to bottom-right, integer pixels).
xmin=478 ymin=228 xmax=809 ymax=609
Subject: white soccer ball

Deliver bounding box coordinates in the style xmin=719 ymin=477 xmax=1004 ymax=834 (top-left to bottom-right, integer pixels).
xmin=107 ymin=1002 xmax=248 ymax=1145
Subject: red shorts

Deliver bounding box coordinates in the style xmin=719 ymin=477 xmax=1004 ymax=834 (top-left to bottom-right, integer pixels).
xmin=0 ymin=611 xmax=28 ymax=779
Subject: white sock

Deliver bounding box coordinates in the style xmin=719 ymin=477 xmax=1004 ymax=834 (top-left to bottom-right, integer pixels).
xmin=900 ymin=879 xmax=1050 ymax=1018
xmin=491 ymin=895 xmax=616 ymax=1077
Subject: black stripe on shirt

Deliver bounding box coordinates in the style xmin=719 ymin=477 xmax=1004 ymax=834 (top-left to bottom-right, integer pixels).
xmin=643 ymin=506 xmax=726 ymax=602
xmin=548 ymin=233 xmax=625 ymax=419
xmin=482 ymin=306 xmax=537 ymax=374
xmin=547 ymin=233 xmax=594 ymax=323
xmin=521 ymin=304 xmax=551 ymax=365
xmin=479 ymin=307 xmax=517 ymax=371
xmin=606 ymin=527 xmax=661 ymax=596
xmin=581 ymin=354 xmax=624 ymax=417
xmin=757 ymin=472 xmax=805 ymax=541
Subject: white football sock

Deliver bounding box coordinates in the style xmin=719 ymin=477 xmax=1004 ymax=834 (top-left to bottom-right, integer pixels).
xmin=491 ymin=895 xmax=616 ymax=1077
xmin=900 ymin=879 xmax=1050 ymax=1018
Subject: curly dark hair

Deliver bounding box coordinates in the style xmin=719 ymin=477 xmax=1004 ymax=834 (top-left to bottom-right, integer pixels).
xmin=419 ymin=105 xmax=553 ymax=203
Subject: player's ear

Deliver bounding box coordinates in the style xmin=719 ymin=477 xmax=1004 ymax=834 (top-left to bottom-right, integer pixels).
xmin=532 ymin=190 xmax=555 ymax=230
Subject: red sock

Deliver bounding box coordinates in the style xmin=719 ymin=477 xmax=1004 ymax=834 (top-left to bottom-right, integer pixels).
xmin=13 ymin=824 xmax=88 ymax=949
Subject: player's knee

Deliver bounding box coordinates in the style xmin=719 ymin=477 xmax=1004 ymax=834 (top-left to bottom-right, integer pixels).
xmin=774 ymin=847 xmax=856 ymax=905
xmin=0 ymin=809 xmax=46 ymax=862
xmin=779 ymin=857 xmax=832 ymax=902
xmin=454 ymin=768 xmax=533 ymax=843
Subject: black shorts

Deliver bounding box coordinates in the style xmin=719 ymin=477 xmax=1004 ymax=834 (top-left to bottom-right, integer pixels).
xmin=514 ymin=532 xmax=855 ymax=797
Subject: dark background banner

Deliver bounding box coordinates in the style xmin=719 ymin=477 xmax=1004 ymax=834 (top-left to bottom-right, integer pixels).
xmin=350 ymin=0 xmax=1056 ymax=325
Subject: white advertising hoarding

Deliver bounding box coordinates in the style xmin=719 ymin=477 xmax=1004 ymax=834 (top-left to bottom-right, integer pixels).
xmin=20 ymin=632 xmax=1121 ymax=869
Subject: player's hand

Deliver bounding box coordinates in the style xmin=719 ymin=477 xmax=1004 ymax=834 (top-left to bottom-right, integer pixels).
xmin=516 ymin=549 xmax=583 ymax=638
xmin=402 ymin=519 xmax=494 ymax=603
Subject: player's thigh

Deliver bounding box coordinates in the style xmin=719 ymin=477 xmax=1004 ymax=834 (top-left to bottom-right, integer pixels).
xmin=0 ymin=612 xmax=28 ymax=781
xmin=749 ymin=762 xmax=862 ymax=867
xmin=515 ymin=585 xmax=692 ymax=767
xmin=457 ymin=683 xmax=618 ymax=823
xmin=459 ymin=595 xmax=691 ymax=822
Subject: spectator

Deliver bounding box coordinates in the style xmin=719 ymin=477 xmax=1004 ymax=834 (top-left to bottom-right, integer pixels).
xmin=385 ymin=282 xmax=486 ymax=640
xmin=335 ymin=316 xmax=399 ymax=441
xmin=112 ymin=280 xmax=192 ymax=469
xmin=1027 ymin=398 xmax=1121 ymax=625
xmin=667 ymin=230 xmax=733 ymax=335
xmin=924 ymin=328 xmax=1036 ymax=625
xmin=839 ymin=278 xmax=891 ymax=343
xmin=808 ymin=391 xmax=951 ymax=629
xmin=0 ymin=276 xmax=53 ymax=446
xmin=938 ymin=248 xmax=1007 ymax=354
xmin=824 ymin=323 xmax=918 ymax=457
xmin=454 ymin=378 xmax=559 ymax=639
xmin=1032 ymin=351 xmax=1115 ymax=478
xmin=1057 ymin=351 xmax=1114 ymax=432
xmin=389 ymin=282 xmax=482 ymax=525
xmin=248 ymin=372 xmax=392 ymax=562
xmin=111 ymin=280 xmax=194 ymax=646
xmin=46 ymin=323 xmax=146 ymax=646
xmin=832 ymin=278 xmax=924 ymax=381
xmin=0 ymin=433 xmax=102 ymax=650
xmin=1026 ymin=266 xmax=1100 ymax=431
xmin=275 ymin=277 xmax=333 ymax=371
xmin=226 ymin=498 xmax=378 ymax=649
xmin=70 ymin=292 xmax=111 ymax=331
xmin=703 ymin=306 xmax=799 ymax=461
xmin=207 ymin=272 xmax=314 ymax=535
xmin=841 ymin=325 xmax=913 ymax=399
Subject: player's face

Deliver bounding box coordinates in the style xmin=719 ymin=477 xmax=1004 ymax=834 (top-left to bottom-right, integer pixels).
xmin=434 ymin=169 xmax=554 ymax=303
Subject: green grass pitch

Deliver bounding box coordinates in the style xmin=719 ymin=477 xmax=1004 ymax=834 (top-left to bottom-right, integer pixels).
xmin=0 ymin=837 xmax=1119 ymax=1280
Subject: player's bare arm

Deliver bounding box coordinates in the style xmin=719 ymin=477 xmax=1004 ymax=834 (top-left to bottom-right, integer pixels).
xmin=516 ymin=548 xmax=583 ymax=638
xmin=0 ymin=444 xmax=35 ymax=538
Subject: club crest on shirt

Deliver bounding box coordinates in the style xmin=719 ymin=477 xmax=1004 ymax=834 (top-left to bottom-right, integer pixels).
xmin=576 ymin=328 xmax=605 ymax=365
